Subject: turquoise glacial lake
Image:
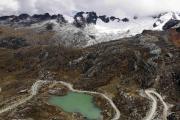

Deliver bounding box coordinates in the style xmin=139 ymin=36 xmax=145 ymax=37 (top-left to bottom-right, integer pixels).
xmin=48 ymin=92 xmax=102 ymax=120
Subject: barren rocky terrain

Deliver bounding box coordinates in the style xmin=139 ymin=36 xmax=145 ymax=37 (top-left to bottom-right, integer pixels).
xmin=0 ymin=20 xmax=179 ymax=120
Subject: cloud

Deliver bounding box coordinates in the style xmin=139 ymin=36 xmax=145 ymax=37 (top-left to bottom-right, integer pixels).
xmin=0 ymin=0 xmax=180 ymax=17
xmin=34 ymin=0 xmax=76 ymax=15
xmin=0 ymin=0 xmax=18 ymax=15
xmin=17 ymin=0 xmax=37 ymax=14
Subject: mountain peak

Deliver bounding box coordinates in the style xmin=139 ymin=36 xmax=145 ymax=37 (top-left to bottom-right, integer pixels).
xmin=152 ymin=12 xmax=180 ymax=30
xmin=0 ymin=11 xmax=180 ymax=46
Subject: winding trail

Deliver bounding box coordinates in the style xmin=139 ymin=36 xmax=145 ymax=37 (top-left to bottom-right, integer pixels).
xmin=0 ymin=79 xmax=169 ymax=120
xmin=0 ymin=80 xmax=45 ymax=114
xmin=144 ymin=90 xmax=157 ymax=120
xmin=144 ymin=89 xmax=169 ymax=120
xmin=149 ymin=90 xmax=168 ymax=120
xmin=0 ymin=80 xmax=120 ymax=120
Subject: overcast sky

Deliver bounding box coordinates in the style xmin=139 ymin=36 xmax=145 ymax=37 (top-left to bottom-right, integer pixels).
xmin=0 ymin=0 xmax=180 ymax=17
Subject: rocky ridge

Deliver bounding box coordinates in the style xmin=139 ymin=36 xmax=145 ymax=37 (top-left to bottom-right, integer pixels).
xmin=1 ymin=11 xmax=180 ymax=47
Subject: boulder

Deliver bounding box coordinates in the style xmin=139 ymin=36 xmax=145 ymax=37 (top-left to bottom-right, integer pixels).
xmin=163 ymin=19 xmax=180 ymax=30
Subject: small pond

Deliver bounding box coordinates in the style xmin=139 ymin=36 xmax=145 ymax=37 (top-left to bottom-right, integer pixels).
xmin=48 ymin=92 xmax=102 ymax=120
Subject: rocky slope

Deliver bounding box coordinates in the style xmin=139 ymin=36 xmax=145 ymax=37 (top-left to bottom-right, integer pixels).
xmin=0 ymin=11 xmax=179 ymax=120
xmin=0 ymin=25 xmax=179 ymax=120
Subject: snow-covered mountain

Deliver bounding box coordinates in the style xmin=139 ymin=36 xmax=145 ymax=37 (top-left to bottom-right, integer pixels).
xmin=0 ymin=11 xmax=180 ymax=47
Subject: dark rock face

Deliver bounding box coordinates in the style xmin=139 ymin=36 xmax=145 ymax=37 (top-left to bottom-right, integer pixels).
xmin=73 ymin=11 xmax=129 ymax=27
xmin=0 ymin=37 xmax=28 ymax=49
xmin=0 ymin=12 xmax=130 ymax=28
xmin=56 ymin=14 xmax=67 ymax=23
xmin=51 ymin=15 xmax=58 ymax=19
xmin=0 ymin=16 xmax=10 ymax=21
xmin=153 ymin=23 xmax=158 ymax=28
xmin=75 ymin=11 xmax=85 ymax=17
xmin=32 ymin=13 xmax=51 ymax=21
xmin=18 ymin=14 xmax=30 ymax=20
xmin=0 ymin=15 xmax=16 ymax=21
xmin=110 ymin=16 xmax=120 ymax=22
xmin=122 ymin=18 xmax=129 ymax=22
xmin=73 ymin=11 xmax=98 ymax=27
xmin=0 ymin=13 xmax=67 ymax=26
xmin=99 ymin=15 xmax=110 ymax=23
xmin=73 ymin=12 xmax=86 ymax=27
xmin=163 ymin=19 xmax=180 ymax=30
xmin=11 ymin=14 xmax=30 ymax=22
xmin=86 ymin=12 xmax=98 ymax=24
